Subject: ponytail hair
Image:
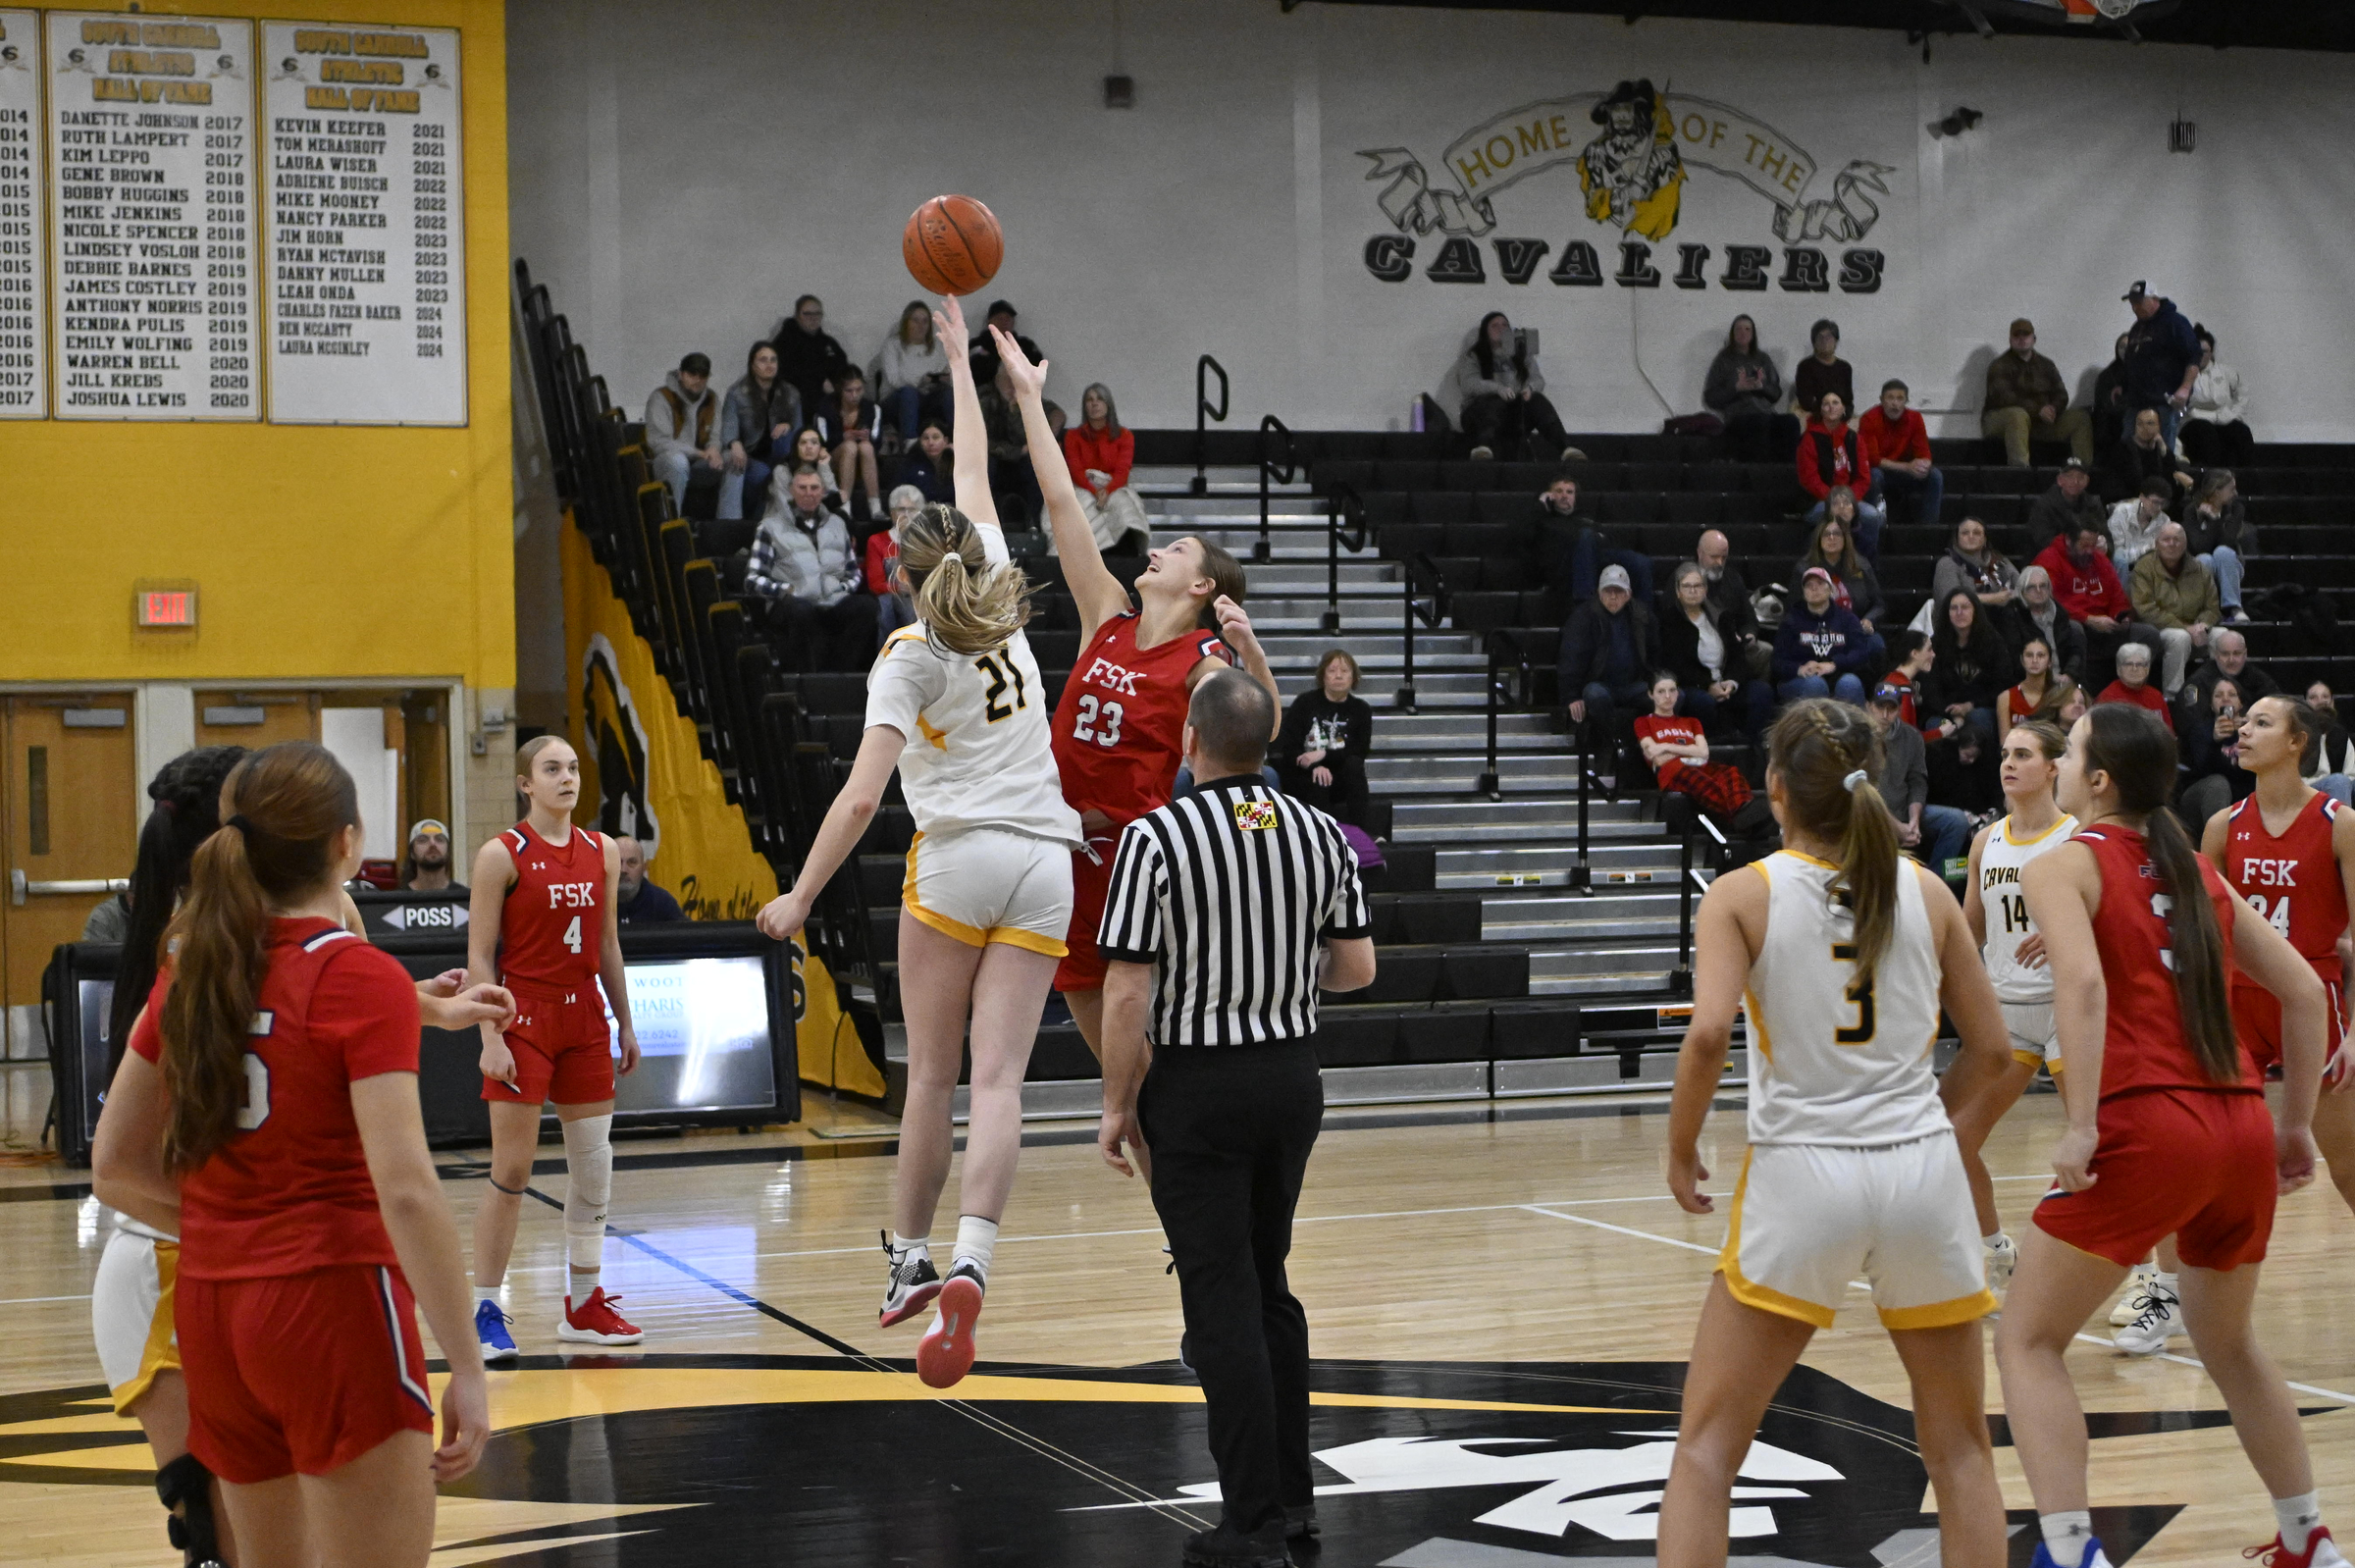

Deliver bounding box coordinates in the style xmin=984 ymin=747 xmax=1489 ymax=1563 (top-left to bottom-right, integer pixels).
xmin=1189 ymin=536 xmax=1250 ymax=633
xmin=108 ymin=747 xmax=249 ymax=1075
xmin=1766 ymin=698 xmax=1901 ymax=984
xmin=158 ymin=743 xmax=359 ymax=1173
xmin=2079 ymin=703 xmax=2237 ymax=1082
xmin=898 ymin=503 xmax=1032 ymax=655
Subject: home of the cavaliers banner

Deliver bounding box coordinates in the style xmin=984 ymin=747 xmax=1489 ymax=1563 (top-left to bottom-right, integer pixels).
xmin=1360 ymin=78 xmax=1898 ymax=293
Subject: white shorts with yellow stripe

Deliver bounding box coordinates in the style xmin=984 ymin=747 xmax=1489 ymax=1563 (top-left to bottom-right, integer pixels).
xmin=91 ymin=1227 xmax=181 ymax=1415
xmin=1718 ymin=1132 xmax=1995 ymax=1331
xmin=903 ymin=827 xmax=1073 ymax=957
xmin=2001 ymin=999 xmax=2061 ymax=1072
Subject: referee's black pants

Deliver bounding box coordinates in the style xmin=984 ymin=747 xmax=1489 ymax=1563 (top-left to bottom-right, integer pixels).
xmin=1139 ymin=1039 xmax=1324 ymax=1535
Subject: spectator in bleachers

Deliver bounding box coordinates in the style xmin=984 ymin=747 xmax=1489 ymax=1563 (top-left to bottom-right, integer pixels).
xmin=1796 ymin=395 xmax=1886 ymax=549
xmin=613 ymin=835 xmax=682 ymax=923
xmin=2120 ymin=280 xmax=2203 ymax=452
xmin=1923 ymin=588 xmax=2015 ymax=751
xmin=2177 ymin=677 xmax=2255 ymax=826
xmin=1981 ymin=318 xmax=2095 ymax=467
xmin=2092 ymin=332 xmax=2133 ymax=455
xmin=2102 ymin=406 xmax=2194 ymax=504
xmin=1694 ymin=529 xmax=1771 ymax=680
xmin=2126 ymin=521 xmax=2220 ymax=696
xmin=2031 ymin=519 xmax=2162 ymax=690
xmin=782 ymin=425 xmax=843 ymax=508
xmin=1868 ymin=681 xmax=1970 ymax=871
xmin=1998 ymin=635 xmax=2077 ymax=733
xmin=2104 ymin=475 xmax=2174 ymax=576
xmin=1453 ymin=311 xmax=1567 ymax=461
xmin=1062 ymin=383 xmax=1148 ymax=554
xmin=772 ymin=294 xmax=855 ymax=420
xmin=1791 ymin=318 xmax=1854 ymax=420
xmin=1875 ymin=630 xmax=1933 ymax=730
xmin=744 ymin=465 xmax=877 ymax=672
xmin=1276 ymin=649 xmax=1374 ymax=828
xmin=2095 ymin=642 xmax=2173 ymax=733
xmin=1702 ymin=314 xmax=1798 ymax=463
xmin=2179 ymin=327 xmax=2254 ymax=467
xmin=2010 ymin=567 xmax=2088 ymax=687
xmin=1773 ymin=567 xmax=1874 ymax=706
xmin=1858 ymin=379 xmax=1943 ymax=537
xmin=2303 ymin=681 xmax=2354 ymax=804
xmin=1559 ymin=564 xmax=1662 ymax=731
xmin=399 ymin=819 xmax=463 ymax=895
xmin=1660 ymin=561 xmax=1772 ymax=739
xmin=1930 ymin=515 xmax=2019 ymax=611
xmin=722 ymin=342 xmax=802 ymax=524
xmin=901 ymin=420 xmax=953 ymax=505
xmin=965 ymin=299 xmax=1039 ymax=386
xmin=2186 ymin=626 xmax=2278 ymax=714
xmin=2180 ymin=468 xmax=2253 ymax=622
xmin=1636 ymin=675 xmax=1753 ymax=816
xmin=2024 ymin=457 xmax=2104 ymax=554
xmin=872 ymin=299 xmax=953 ymax=442
xmin=646 ymin=352 xmax=744 ymax=520
xmin=866 ymin=486 xmax=922 ymax=644
xmin=1795 ymin=502 xmax=1884 ymax=633
xmin=975 ymin=358 xmax=1042 ymax=527
xmin=1530 ymin=473 xmax=1653 ymax=604
xmin=815 ymin=368 xmax=885 ymax=522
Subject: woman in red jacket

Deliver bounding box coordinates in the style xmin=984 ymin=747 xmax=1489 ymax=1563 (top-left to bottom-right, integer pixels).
xmin=1796 ymin=391 xmax=1886 ymax=552
xmin=1061 ymin=383 xmax=1147 ymax=555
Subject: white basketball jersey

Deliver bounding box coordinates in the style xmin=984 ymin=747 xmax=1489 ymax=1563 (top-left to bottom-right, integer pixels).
xmin=864 ymin=524 xmax=1081 ymax=849
xmin=1976 ymin=812 xmax=2076 ymax=1004
xmin=1742 ymin=851 xmax=1951 ymax=1147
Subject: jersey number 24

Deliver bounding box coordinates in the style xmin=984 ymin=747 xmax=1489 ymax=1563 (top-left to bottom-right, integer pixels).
xmin=2242 ymin=892 xmax=2294 ymax=940
xmin=1072 ymin=695 xmax=1125 ymax=748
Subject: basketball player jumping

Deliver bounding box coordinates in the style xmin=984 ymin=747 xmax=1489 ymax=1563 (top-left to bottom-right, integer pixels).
xmin=757 ymin=294 xmax=1079 ymax=1389
xmin=1659 ymin=700 xmax=2013 ymax=1568
xmin=464 ymin=736 xmax=643 ymax=1359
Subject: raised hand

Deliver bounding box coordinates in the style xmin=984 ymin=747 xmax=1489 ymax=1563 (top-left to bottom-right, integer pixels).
xmin=991 ymin=326 xmax=1048 ymax=399
xmin=933 ymin=294 xmax=969 ymax=357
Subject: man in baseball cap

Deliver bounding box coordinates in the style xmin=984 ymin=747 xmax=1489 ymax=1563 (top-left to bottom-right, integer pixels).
xmin=2120 ymin=281 xmax=2201 ymax=451
xmin=1982 ymin=315 xmax=2092 ymax=467
xmin=401 ymin=819 xmax=467 ymax=896
xmin=1558 ymin=561 xmax=1661 ymax=736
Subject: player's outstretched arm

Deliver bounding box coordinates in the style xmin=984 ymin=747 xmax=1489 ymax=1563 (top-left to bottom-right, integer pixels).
xmin=600 ymin=834 xmax=638 ymax=1076
xmin=933 ymin=295 xmax=1002 ymax=536
xmin=1664 ymin=867 xmax=1763 ymax=1214
xmin=756 ymin=725 xmax=909 ymax=945
xmin=994 ymin=325 xmax=1130 ymax=642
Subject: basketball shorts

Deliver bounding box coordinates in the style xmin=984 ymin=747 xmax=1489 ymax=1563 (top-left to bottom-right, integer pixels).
xmin=177 ymin=1263 xmax=436 ymax=1485
xmin=2034 ymin=1088 xmax=2275 ymax=1270
xmin=484 ymin=988 xmax=613 ymax=1106
xmin=2001 ymin=999 xmax=2062 ymax=1073
xmin=1055 ymin=830 xmax=1124 ymax=991
xmin=903 ymin=828 xmax=1073 ymax=958
xmin=1719 ymin=1132 xmax=1995 ymax=1331
xmin=2231 ymin=971 xmax=2345 ymax=1076
xmin=91 ymin=1228 xmax=181 ymax=1416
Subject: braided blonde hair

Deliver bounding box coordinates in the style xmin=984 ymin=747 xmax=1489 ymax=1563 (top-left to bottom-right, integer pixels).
xmin=1766 ymin=698 xmax=1900 ymax=984
xmin=898 ymin=504 xmax=1032 ymax=655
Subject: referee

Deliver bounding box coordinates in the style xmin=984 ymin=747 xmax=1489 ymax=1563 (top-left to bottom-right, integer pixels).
xmin=1096 ymin=670 xmax=1376 ymax=1566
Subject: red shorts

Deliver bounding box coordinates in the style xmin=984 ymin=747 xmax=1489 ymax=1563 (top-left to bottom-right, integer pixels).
xmin=1055 ymin=840 xmax=1119 ymax=992
xmin=177 ymin=1264 xmax=435 ymax=1485
xmin=2232 ymin=971 xmax=2345 ymax=1075
xmin=2032 ymin=1088 xmax=2276 ymax=1271
xmin=483 ymin=987 xmax=614 ymax=1106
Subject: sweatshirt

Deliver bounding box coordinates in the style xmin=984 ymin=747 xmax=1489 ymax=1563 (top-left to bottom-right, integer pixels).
xmin=1453 ymin=336 xmax=1544 ymax=401
xmin=2031 ymin=537 xmax=2131 ymax=625
xmin=871 ymin=333 xmax=949 ymax=396
xmin=1772 ymin=601 xmax=1874 ymax=681
xmin=1858 ymin=405 xmax=1931 ymax=473
xmin=645 ymin=370 xmax=719 ymax=461
xmin=1277 ymin=692 xmax=1375 ymax=770
xmin=1796 ymin=420 xmax=1863 ymax=502
xmin=1064 ymin=423 xmax=1134 ymax=494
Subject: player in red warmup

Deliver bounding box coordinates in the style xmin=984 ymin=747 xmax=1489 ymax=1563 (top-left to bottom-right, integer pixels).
xmin=1996 ymin=706 xmax=2341 ymax=1568
xmin=990 ymin=329 xmax=1281 ymax=1059
xmin=88 ymin=742 xmax=490 ymax=1567
xmin=464 ymin=736 xmax=643 ymax=1359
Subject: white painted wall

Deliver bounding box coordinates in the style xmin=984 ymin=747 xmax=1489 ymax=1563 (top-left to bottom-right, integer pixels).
xmin=505 ymin=0 xmax=2355 ymax=440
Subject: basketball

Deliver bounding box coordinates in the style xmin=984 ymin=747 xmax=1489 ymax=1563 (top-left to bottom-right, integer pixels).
xmin=903 ymin=194 xmax=1003 ymax=296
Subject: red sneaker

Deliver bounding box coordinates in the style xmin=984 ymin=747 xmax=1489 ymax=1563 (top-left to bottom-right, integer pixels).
xmin=2248 ymin=1530 xmax=2348 ymax=1568
xmin=916 ymin=1263 xmax=984 ymax=1389
xmin=558 ymin=1286 xmax=644 ymax=1345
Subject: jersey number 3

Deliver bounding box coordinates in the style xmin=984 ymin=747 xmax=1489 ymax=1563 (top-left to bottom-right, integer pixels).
xmin=1829 ymin=942 xmax=1878 ymax=1045
xmin=1072 ymin=695 xmax=1125 ymax=749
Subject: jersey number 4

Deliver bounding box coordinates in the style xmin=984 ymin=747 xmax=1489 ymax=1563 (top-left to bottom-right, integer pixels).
xmin=1829 ymin=942 xmax=1878 ymax=1045
xmin=974 ymin=654 xmax=1029 ymax=723
xmin=563 ymin=915 xmax=584 ymax=954
xmin=2242 ymin=891 xmax=2294 ymax=939
xmin=1072 ymin=694 xmax=1125 ymax=748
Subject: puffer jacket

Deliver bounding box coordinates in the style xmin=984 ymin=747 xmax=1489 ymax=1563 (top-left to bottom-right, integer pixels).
xmin=746 ymin=505 xmax=861 ymax=606
xmin=645 ymin=370 xmax=719 ymax=461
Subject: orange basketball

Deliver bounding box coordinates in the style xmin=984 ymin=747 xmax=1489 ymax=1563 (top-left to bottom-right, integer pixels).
xmin=903 ymin=194 xmax=1003 ymax=296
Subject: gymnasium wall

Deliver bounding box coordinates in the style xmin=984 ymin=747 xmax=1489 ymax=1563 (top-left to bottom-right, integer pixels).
xmin=504 ymin=0 xmax=2355 ymax=443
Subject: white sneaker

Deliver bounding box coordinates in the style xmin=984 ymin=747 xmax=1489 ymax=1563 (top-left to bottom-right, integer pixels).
xmin=2109 ymin=1263 xmax=2157 ymax=1326
xmin=2113 ymin=1281 xmax=2182 ymax=1356
xmin=1984 ymin=1232 xmax=2017 ymax=1293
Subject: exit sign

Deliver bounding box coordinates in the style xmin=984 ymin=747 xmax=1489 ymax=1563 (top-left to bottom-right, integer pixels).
xmin=135 ymin=586 xmax=198 ymax=628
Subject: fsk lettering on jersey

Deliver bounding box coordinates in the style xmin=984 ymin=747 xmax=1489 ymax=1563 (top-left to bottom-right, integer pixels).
xmin=1082 ymin=656 xmax=1147 ymax=696
xmin=546 ymin=880 xmax=599 ymax=908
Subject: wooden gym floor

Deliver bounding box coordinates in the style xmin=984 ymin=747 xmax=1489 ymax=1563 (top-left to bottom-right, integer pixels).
xmin=1 ymin=1089 xmax=2348 ymax=1566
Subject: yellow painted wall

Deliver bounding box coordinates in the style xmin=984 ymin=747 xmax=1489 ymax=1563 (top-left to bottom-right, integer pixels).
xmin=0 ymin=0 xmax=512 ymax=689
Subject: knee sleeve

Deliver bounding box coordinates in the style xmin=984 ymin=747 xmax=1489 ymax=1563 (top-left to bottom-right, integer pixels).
xmin=561 ymin=1113 xmax=614 ymax=1264
xmin=157 ymin=1452 xmax=226 ymax=1568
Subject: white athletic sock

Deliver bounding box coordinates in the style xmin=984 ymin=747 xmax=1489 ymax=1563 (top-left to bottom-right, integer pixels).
xmin=568 ymin=1264 xmax=601 ymax=1303
xmin=1983 ymin=1230 xmax=2007 ymax=1247
xmin=2041 ymin=1510 xmax=2094 ymax=1568
xmin=2274 ymin=1491 xmax=2322 ymax=1554
xmin=890 ymin=1231 xmax=931 ymax=1261
xmin=954 ymin=1216 xmax=999 ymax=1283
xmin=2151 ymin=1270 xmax=2180 ymax=1294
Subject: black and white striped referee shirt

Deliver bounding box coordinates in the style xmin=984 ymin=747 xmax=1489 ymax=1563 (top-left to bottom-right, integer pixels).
xmin=1096 ymin=776 xmax=1372 ymax=1047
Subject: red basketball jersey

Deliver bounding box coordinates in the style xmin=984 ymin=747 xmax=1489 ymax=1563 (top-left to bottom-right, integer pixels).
xmin=2076 ymin=824 xmax=2258 ymax=1099
xmin=498 ymin=821 xmax=606 ymax=992
xmin=2224 ymin=793 xmax=2348 ymax=969
xmin=129 ymin=917 xmax=422 ymax=1281
xmin=1050 ymin=611 xmax=1232 ymax=826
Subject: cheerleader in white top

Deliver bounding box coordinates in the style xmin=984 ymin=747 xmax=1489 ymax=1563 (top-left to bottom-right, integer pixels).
xmin=757 ymin=295 xmax=1080 ymax=1390
xmin=1658 ymin=698 xmax=2015 ymax=1568
xmin=1946 ymin=719 xmax=2076 ymax=1292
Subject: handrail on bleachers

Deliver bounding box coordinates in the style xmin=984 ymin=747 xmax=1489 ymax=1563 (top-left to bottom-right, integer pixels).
xmin=1255 ymin=413 xmax=1294 ymax=563
xmin=1396 ymin=551 xmax=1449 ymax=713
xmin=1322 ymin=480 xmax=1368 ymax=636
xmin=1190 ymin=353 xmax=1229 ymax=496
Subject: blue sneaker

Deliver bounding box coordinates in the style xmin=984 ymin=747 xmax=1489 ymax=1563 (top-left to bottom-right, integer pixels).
xmin=475 ymin=1297 xmax=518 ymax=1362
xmin=2030 ymin=1538 xmax=2112 ymax=1568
